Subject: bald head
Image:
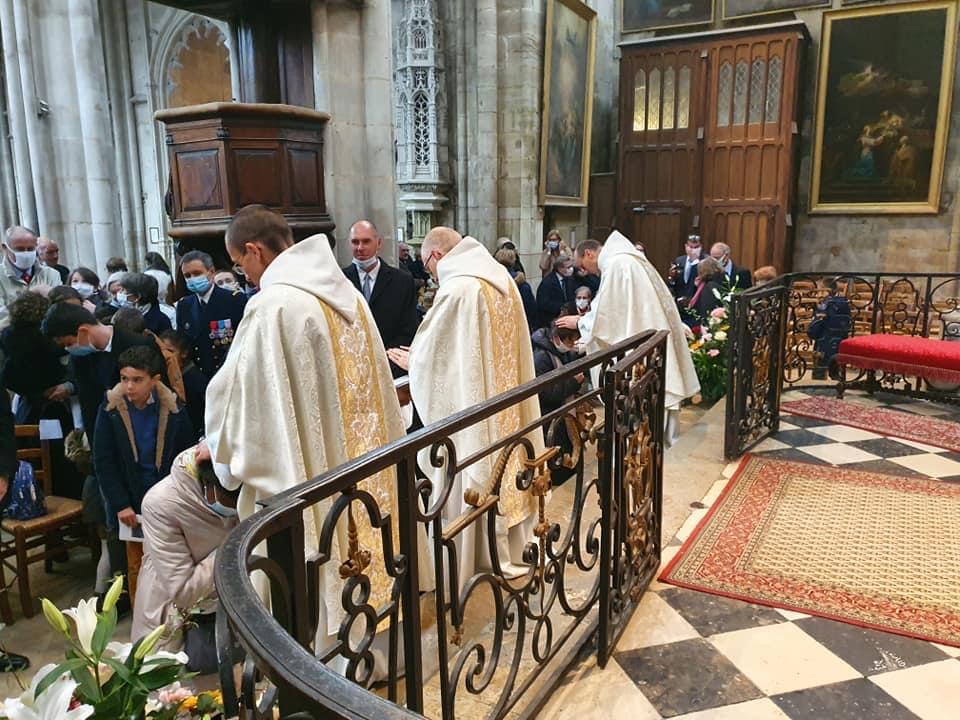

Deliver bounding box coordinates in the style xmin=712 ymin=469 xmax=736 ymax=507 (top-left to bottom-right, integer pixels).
xmin=37 ymin=236 xmax=60 ymax=265
xmin=422 ymin=227 xmax=462 ymax=257
xmin=710 ymin=242 xmax=732 ymax=265
xmin=421 ymin=227 xmax=463 ymax=282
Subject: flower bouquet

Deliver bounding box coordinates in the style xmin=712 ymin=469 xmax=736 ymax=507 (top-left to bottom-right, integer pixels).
xmin=0 ymin=576 xmax=224 ymax=720
xmin=688 ymin=305 xmax=732 ymax=405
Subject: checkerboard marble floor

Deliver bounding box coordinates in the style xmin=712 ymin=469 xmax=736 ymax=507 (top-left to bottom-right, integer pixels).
xmin=539 ymin=388 xmax=960 ymax=720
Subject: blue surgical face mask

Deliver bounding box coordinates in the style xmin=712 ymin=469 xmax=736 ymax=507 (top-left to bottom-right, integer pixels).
xmin=66 ymin=342 xmax=97 ymax=357
xmin=116 ymin=291 xmax=130 ymax=308
xmin=353 ymin=256 xmax=378 ymax=272
xmin=206 ymin=499 xmax=237 ymax=518
xmin=186 ymin=276 xmax=211 ymax=294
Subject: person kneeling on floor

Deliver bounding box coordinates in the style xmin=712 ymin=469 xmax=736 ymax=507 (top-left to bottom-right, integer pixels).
xmin=132 ymin=446 xmax=239 ymax=673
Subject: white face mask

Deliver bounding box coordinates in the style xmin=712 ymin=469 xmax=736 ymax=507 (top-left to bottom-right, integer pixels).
xmin=353 ymin=256 xmax=378 ymax=272
xmin=9 ymin=249 xmax=36 ymax=271
xmin=72 ymin=282 xmax=95 ymax=299
xmin=216 ymin=279 xmax=238 ymax=292
xmin=575 ymin=298 xmax=589 ymax=310
xmin=560 ymin=267 xmax=574 ymax=278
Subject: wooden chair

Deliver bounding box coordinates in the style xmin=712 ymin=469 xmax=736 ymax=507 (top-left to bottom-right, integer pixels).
xmin=0 ymin=426 xmax=89 ymax=622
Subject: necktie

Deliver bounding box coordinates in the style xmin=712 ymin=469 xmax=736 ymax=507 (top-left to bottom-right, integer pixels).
xmin=21 ymin=271 xmax=31 ymax=285
xmin=684 ymin=261 xmax=691 ymax=284
xmin=362 ymin=273 xmax=373 ymax=302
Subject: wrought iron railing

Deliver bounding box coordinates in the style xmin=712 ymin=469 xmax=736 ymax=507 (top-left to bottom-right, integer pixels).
xmin=215 ymin=330 xmax=668 ymax=719
xmin=725 ymin=272 xmax=960 ymax=458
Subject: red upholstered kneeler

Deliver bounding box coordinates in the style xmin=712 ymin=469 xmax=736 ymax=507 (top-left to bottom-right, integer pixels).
xmin=835 ymin=334 xmax=960 ymax=397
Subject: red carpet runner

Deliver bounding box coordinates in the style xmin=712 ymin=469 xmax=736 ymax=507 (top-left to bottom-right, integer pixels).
xmin=782 ymin=396 xmax=960 ymax=453
xmin=660 ymin=456 xmax=960 ymax=647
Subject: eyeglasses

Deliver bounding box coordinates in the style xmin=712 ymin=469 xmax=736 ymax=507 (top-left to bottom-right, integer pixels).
xmin=231 ymin=249 xmax=247 ymax=277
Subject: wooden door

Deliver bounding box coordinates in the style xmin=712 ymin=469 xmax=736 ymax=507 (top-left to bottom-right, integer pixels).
xmin=618 ymin=26 xmax=805 ymax=275
xmin=618 ymin=45 xmax=702 ymax=275
xmin=702 ymin=32 xmax=803 ymax=274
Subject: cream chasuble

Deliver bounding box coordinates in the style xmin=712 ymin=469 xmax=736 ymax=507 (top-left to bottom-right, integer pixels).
xmin=205 ymin=234 xmax=433 ymax=644
xmin=578 ymin=231 xmax=700 ymax=410
xmin=408 ymin=237 xmax=540 ymax=586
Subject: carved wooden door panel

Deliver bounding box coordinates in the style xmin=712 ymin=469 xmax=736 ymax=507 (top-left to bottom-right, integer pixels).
xmin=618 ymin=26 xmax=805 ymax=275
xmin=618 ymin=45 xmax=701 ymax=275
xmin=701 ymin=31 xmax=804 ymax=274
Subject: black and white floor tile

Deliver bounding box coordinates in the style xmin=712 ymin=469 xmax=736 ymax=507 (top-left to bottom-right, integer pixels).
xmin=540 ymin=389 xmax=960 ymax=720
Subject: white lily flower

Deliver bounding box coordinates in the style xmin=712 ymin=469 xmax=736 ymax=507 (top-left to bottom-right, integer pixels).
xmin=106 ymin=641 xmax=188 ymax=671
xmin=63 ymin=598 xmax=98 ymax=655
xmin=1 ymin=665 xmax=94 ymax=720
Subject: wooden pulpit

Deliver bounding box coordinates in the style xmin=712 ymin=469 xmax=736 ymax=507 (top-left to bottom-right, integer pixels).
xmin=155 ymin=102 xmax=334 ymax=273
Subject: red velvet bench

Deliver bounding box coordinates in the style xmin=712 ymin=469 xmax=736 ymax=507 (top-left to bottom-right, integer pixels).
xmin=835 ymin=334 xmax=960 ymax=398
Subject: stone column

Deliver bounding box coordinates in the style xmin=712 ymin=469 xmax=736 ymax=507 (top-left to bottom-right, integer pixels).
xmin=69 ymin=0 xmax=123 ymax=268
xmin=0 ymin=0 xmax=39 ymax=230
xmin=469 ymin=0 xmax=499 ymax=246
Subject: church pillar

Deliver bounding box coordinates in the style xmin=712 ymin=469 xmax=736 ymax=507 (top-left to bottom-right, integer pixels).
xmin=0 ymin=66 xmax=17 ymax=227
xmin=69 ymin=0 xmax=123 ymax=269
xmin=471 ymin=0 xmax=499 ymax=246
xmin=100 ymin=0 xmax=145 ymax=268
xmin=0 ymin=0 xmax=42 ymax=230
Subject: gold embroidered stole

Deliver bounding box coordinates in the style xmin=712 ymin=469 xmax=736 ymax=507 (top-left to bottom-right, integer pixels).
xmin=319 ymin=300 xmax=398 ymax=614
xmin=478 ymin=280 xmax=536 ymax=526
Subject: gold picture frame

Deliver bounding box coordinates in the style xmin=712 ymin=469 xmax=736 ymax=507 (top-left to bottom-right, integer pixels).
xmin=621 ymin=0 xmax=715 ymax=33
xmin=539 ymin=0 xmax=597 ymax=207
xmin=722 ymin=0 xmax=829 ymax=21
xmin=810 ymin=0 xmax=958 ymax=214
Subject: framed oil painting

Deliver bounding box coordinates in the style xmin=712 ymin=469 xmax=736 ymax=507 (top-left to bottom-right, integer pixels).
xmin=722 ymin=0 xmax=829 ymax=21
xmin=810 ymin=1 xmax=958 ymax=214
xmin=540 ymin=0 xmax=597 ymax=207
xmin=622 ymin=0 xmax=714 ymax=33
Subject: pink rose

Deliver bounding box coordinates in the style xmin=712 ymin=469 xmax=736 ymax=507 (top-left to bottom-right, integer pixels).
xmin=710 ymin=307 xmax=727 ymax=319
xmin=707 ymin=348 xmax=720 ymax=357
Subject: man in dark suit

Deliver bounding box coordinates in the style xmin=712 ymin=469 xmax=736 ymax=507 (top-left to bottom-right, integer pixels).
xmin=536 ymin=254 xmax=577 ymax=329
xmin=38 ymin=237 xmax=70 ymax=284
xmin=176 ymin=250 xmax=248 ymax=379
xmin=710 ymin=242 xmax=753 ymax=291
xmin=343 ymin=220 xmax=420 ymax=377
xmin=41 ymin=303 xmax=165 ymax=441
xmin=668 ymin=234 xmax=707 ymax=303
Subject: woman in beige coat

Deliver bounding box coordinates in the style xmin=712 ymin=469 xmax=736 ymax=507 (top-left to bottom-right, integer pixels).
xmin=131 ymin=447 xmax=238 ymax=650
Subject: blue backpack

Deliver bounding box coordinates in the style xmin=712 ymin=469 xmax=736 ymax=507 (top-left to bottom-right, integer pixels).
xmin=5 ymin=461 xmax=47 ymax=521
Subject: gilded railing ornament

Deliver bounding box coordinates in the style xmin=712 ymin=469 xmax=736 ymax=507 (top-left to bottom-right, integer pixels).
xmin=338 ymin=501 xmax=372 ymax=580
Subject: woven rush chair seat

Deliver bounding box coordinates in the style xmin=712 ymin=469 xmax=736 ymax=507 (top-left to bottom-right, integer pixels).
xmin=2 ymin=496 xmax=84 ymax=535
xmin=0 ymin=426 xmax=94 ymax=622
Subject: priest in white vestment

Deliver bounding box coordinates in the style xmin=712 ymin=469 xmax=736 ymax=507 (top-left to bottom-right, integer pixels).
xmin=387 ymin=227 xmax=540 ymax=590
xmin=558 ymin=231 xmax=700 ymax=444
xmin=201 ymin=205 xmax=432 ymax=674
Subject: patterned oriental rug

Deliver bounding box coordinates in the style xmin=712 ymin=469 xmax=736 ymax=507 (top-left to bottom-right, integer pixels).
xmin=782 ymin=396 xmax=960 ymax=453
xmin=659 ymin=456 xmax=960 ymax=647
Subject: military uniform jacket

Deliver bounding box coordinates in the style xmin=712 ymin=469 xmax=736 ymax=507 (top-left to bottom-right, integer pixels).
xmin=175 ymin=286 xmax=248 ymax=378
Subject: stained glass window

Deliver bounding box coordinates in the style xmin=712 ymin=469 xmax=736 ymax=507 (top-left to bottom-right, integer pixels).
xmin=749 ymin=58 xmax=766 ymax=124
xmin=663 ymin=66 xmax=675 ymax=130
xmin=717 ymin=62 xmax=732 ymax=127
xmin=677 ymin=66 xmax=691 ymax=129
xmin=766 ymin=56 xmax=782 ymax=123
xmin=648 ymin=68 xmax=661 ymax=131
xmin=733 ymin=60 xmax=748 ymax=126
xmin=633 ymin=69 xmax=647 ymax=132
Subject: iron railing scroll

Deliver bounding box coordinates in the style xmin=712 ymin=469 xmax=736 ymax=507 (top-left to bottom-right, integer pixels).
xmin=215 ymin=330 xmax=669 ymax=720
xmin=725 ymin=272 xmax=960 ymax=459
